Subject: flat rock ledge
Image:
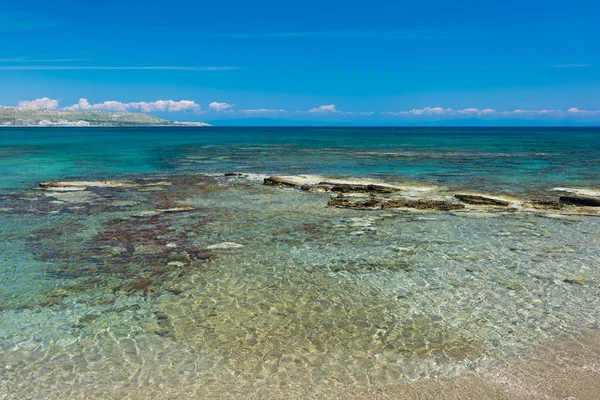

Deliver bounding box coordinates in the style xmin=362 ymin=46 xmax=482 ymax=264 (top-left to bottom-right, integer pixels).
xmin=559 ymin=196 xmax=600 ymax=207
xmin=454 ymin=194 xmax=510 ymax=207
xmin=263 ymin=175 xmax=600 ymax=215
xmin=40 ymin=181 xmax=135 ymax=190
xmin=329 ymin=183 xmax=401 ymax=194
xmin=264 ymin=175 xmax=317 ymax=188
xmin=328 ymin=197 xmax=466 ymax=211
xmin=529 ymin=197 xmax=564 ymax=210
xmin=263 ymin=175 xmax=405 ymax=194
xmin=552 ymin=188 xmax=600 ymax=207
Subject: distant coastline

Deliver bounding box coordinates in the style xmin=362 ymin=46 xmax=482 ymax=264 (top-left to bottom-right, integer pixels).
xmin=0 ymin=123 xmax=212 ymax=128
xmin=0 ymin=106 xmax=210 ymax=127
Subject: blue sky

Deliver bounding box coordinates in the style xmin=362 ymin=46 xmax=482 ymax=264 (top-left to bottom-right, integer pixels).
xmin=1 ymin=0 xmax=599 ymax=125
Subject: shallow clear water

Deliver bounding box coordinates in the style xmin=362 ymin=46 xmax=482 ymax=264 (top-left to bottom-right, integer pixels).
xmin=0 ymin=127 xmax=599 ymax=399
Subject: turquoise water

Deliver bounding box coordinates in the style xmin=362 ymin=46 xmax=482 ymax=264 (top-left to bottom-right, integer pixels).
xmin=0 ymin=127 xmax=599 ymax=399
xmin=1 ymin=127 xmax=599 ymax=193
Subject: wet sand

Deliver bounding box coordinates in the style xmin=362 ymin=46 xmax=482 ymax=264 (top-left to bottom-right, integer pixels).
xmin=325 ymin=329 xmax=600 ymax=400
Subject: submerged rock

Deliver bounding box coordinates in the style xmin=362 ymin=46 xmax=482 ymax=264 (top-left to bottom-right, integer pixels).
xmin=42 ymin=190 xmax=98 ymax=204
xmin=157 ymin=207 xmax=196 ymax=213
xmin=300 ymin=184 xmax=333 ymax=192
xmin=207 ymin=242 xmax=244 ymax=250
xmin=264 ymin=176 xmax=312 ymax=188
xmin=504 ymin=282 xmax=524 ymax=291
xmin=187 ymin=249 xmax=216 ymax=261
xmin=542 ymin=213 xmax=580 ymax=221
xmin=530 ymin=197 xmax=564 ymax=210
xmin=454 ymin=194 xmax=510 ymax=206
xmin=41 ymin=186 xmax=87 ymax=192
xmin=167 ymin=261 xmax=186 ymax=267
xmin=330 ymin=183 xmax=401 ymax=194
xmin=327 ymin=197 xmax=383 ymax=209
xmin=564 ymin=276 xmax=594 ymax=285
xmin=382 ymin=199 xmax=466 ymax=211
xmin=40 ymin=180 xmax=132 ymax=189
xmin=132 ymin=211 xmax=161 ymax=218
xmin=559 ymin=196 xmax=600 ymax=207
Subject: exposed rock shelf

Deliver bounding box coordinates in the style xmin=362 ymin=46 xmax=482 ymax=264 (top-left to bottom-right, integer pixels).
xmin=23 ymin=176 xmax=600 ymax=217
xmin=328 ymin=197 xmax=466 ymax=211
xmin=559 ymin=196 xmax=600 ymax=207
xmin=40 ymin=180 xmax=136 ymax=190
xmin=454 ymin=194 xmax=510 ymax=206
xmin=261 ymin=174 xmax=600 ymax=216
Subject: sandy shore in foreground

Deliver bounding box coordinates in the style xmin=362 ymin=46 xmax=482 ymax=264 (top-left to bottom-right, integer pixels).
xmin=320 ymin=328 xmax=600 ymax=400
xmin=106 ymin=328 xmax=599 ymax=400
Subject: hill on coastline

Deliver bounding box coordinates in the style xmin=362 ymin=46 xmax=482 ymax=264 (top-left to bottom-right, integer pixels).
xmin=0 ymin=107 xmax=210 ymax=127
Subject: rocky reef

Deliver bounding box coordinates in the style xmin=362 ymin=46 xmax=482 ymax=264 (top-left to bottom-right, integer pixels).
xmin=328 ymin=196 xmax=466 ymax=211
xmin=2 ymin=172 xmax=598 ymax=311
xmin=0 ymin=176 xmax=240 ymax=308
xmin=261 ymin=174 xmax=600 ymax=216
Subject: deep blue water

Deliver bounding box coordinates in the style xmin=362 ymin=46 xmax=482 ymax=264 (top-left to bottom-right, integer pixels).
xmin=1 ymin=126 xmax=599 ymax=193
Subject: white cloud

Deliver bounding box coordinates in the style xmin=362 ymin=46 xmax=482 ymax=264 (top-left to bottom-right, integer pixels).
xmin=344 ymin=111 xmax=375 ymax=116
xmin=457 ymin=108 xmax=496 ymax=115
xmin=18 ymin=97 xmax=59 ymax=110
xmin=238 ymin=109 xmax=287 ymax=114
xmin=565 ymin=107 xmax=600 ymax=116
xmin=63 ymin=98 xmax=201 ymax=113
xmin=308 ymin=104 xmax=338 ymax=113
xmin=138 ymin=100 xmax=200 ymax=112
xmin=385 ymin=107 xmax=600 ymax=118
xmin=552 ymin=64 xmax=591 ymax=68
xmin=386 ymin=107 xmax=451 ymax=116
xmin=499 ymin=109 xmax=563 ymax=116
xmin=63 ymin=98 xmax=92 ymax=111
xmin=457 ymin=108 xmax=480 ymax=114
xmin=209 ymin=102 xmax=234 ymax=112
xmin=396 ymin=107 xmax=497 ymax=116
xmin=410 ymin=107 xmax=451 ymax=115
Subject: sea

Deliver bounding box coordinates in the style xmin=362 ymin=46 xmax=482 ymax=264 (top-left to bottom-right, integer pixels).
xmin=0 ymin=127 xmax=599 ymax=399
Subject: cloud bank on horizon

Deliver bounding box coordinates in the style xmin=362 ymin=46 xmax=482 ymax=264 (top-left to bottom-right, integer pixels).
xmin=5 ymin=98 xmax=600 ymax=120
xmin=61 ymin=98 xmax=201 ymax=113
xmin=18 ymin=97 xmax=60 ymax=110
